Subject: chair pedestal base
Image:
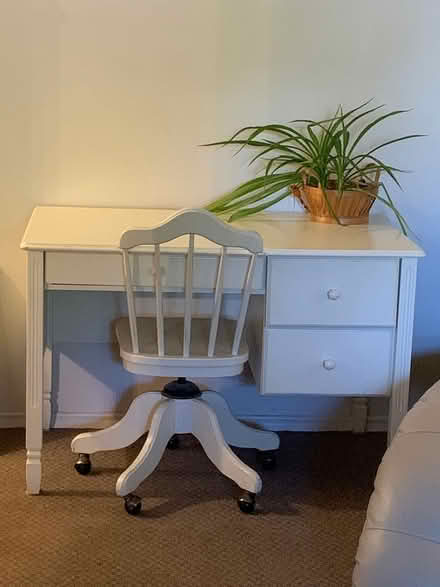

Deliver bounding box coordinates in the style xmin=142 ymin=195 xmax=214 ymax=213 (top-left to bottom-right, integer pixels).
xmin=72 ymin=389 xmax=279 ymax=498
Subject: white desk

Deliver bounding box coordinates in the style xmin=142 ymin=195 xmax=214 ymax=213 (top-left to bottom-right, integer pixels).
xmin=21 ymin=206 xmax=424 ymax=495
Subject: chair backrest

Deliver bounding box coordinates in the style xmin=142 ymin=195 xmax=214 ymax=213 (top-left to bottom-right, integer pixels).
xmin=119 ymin=208 xmax=263 ymax=358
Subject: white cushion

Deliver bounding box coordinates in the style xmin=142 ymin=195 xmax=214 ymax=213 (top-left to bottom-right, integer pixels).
xmin=353 ymin=380 xmax=440 ymax=587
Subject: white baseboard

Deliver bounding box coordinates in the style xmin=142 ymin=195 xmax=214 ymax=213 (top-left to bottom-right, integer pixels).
xmin=0 ymin=411 xmax=388 ymax=432
xmin=237 ymin=414 xmax=387 ymax=432
xmin=54 ymin=412 xmax=123 ymax=429
xmin=363 ymin=415 xmax=388 ymax=432
xmin=0 ymin=413 xmax=26 ymax=428
xmin=55 ymin=411 xmax=387 ymax=432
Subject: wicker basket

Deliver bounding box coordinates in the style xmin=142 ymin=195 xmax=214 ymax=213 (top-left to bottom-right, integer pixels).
xmin=291 ymin=177 xmax=379 ymax=225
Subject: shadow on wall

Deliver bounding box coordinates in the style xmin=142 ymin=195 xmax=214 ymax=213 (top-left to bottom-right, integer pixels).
xmin=0 ymin=268 xmax=26 ymax=411
xmin=50 ymin=341 xmax=162 ymax=427
xmin=410 ymin=353 xmax=440 ymax=407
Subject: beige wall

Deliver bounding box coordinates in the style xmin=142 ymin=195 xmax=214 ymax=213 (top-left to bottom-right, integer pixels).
xmin=1 ymin=0 xmax=439 ymax=414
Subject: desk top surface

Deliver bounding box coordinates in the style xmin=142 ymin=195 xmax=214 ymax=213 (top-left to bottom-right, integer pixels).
xmin=21 ymin=206 xmax=424 ymax=257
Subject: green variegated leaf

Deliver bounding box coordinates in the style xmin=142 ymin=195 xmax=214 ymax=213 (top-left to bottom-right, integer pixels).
xmin=228 ymin=190 xmax=291 ymax=222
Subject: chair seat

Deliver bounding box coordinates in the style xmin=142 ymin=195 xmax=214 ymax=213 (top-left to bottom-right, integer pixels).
xmin=115 ymin=316 xmax=248 ymax=377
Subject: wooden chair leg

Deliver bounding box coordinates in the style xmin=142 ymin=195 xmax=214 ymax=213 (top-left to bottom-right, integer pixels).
xmin=201 ymin=391 xmax=279 ymax=450
xmin=71 ymin=392 xmax=162 ymax=455
xmin=116 ymin=399 xmax=175 ymax=497
xmin=190 ymin=399 xmax=262 ymax=494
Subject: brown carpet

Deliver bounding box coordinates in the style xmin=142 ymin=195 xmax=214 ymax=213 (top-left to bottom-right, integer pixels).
xmin=0 ymin=429 xmax=385 ymax=587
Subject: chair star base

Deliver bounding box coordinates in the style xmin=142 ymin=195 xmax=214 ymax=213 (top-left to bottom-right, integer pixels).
xmin=71 ymin=390 xmax=279 ymax=514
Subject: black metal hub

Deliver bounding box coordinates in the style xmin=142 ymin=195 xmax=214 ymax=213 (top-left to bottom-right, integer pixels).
xmin=162 ymin=378 xmax=202 ymax=400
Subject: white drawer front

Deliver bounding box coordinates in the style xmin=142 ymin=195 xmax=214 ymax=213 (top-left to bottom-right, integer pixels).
xmin=45 ymin=251 xmax=265 ymax=292
xmin=262 ymin=328 xmax=394 ymax=396
xmin=267 ymin=257 xmax=398 ymax=327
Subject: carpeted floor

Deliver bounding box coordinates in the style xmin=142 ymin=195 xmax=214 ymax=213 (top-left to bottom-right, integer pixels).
xmin=0 ymin=429 xmax=386 ymax=587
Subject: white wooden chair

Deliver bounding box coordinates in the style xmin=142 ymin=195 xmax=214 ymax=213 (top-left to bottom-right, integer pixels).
xmin=71 ymin=209 xmax=279 ymax=515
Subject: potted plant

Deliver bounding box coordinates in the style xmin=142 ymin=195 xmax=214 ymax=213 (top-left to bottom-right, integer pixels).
xmin=203 ymin=101 xmax=423 ymax=234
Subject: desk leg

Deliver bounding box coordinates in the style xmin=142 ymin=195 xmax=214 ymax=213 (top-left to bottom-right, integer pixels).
xmin=26 ymin=251 xmax=44 ymax=495
xmin=388 ymin=258 xmax=418 ymax=445
xmin=352 ymin=398 xmax=368 ymax=434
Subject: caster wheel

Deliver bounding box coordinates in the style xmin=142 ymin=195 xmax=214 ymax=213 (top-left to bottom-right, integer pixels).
xmin=74 ymin=453 xmax=91 ymax=475
xmin=167 ymin=435 xmax=180 ymax=450
xmin=237 ymin=492 xmax=256 ymax=514
xmin=257 ymin=450 xmax=277 ymax=470
xmin=124 ymin=494 xmax=142 ymax=516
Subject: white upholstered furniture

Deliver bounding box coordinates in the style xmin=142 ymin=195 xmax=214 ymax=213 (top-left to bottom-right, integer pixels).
xmin=71 ymin=209 xmax=279 ymax=514
xmin=21 ymin=206 xmax=423 ymax=496
xmin=353 ymin=378 xmax=440 ymax=586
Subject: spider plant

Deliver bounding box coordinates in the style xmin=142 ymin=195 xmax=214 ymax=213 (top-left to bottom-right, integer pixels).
xmin=203 ymin=100 xmax=423 ymax=234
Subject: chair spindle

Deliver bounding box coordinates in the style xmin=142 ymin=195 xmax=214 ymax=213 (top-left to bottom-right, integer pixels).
xmin=122 ymin=249 xmax=139 ymax=354
xmin=183 ymin=234 xmax=194 ymax=357
xmin=208 ymin=246 xmax=226 ymax=357
xmin=154 ymin=244 xmax=165 ymax=356
xmin=232 ymin=254 xmax=256 ymax=356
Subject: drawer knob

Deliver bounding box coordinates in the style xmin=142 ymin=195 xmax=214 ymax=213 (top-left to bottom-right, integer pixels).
xmin=327 ymin=289 xmax=340 ymax=300
xmin=323 ymin=359 xmax=336 ymax=371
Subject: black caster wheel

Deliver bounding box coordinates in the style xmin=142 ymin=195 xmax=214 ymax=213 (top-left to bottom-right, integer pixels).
xmin=257 ymin=450 xmax=277 ymax=470
xmin=124 ymin=494 xmax=142 ymax=516
xmin=74 ymin=453 xmax=91 ymax=475
xmin=167 ymin=435 xmax=180 ymax=450
xmin=237 ymin=492 xmax=256 ymax=514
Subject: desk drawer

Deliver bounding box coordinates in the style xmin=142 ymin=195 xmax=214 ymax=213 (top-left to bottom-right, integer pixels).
xmin=45 ymin=251 xmax=266 ymax=292
xmin=262 ymin=327 xmax=394 ymax=396
xmin=267 ymin=257 xmax=398 ymax=327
